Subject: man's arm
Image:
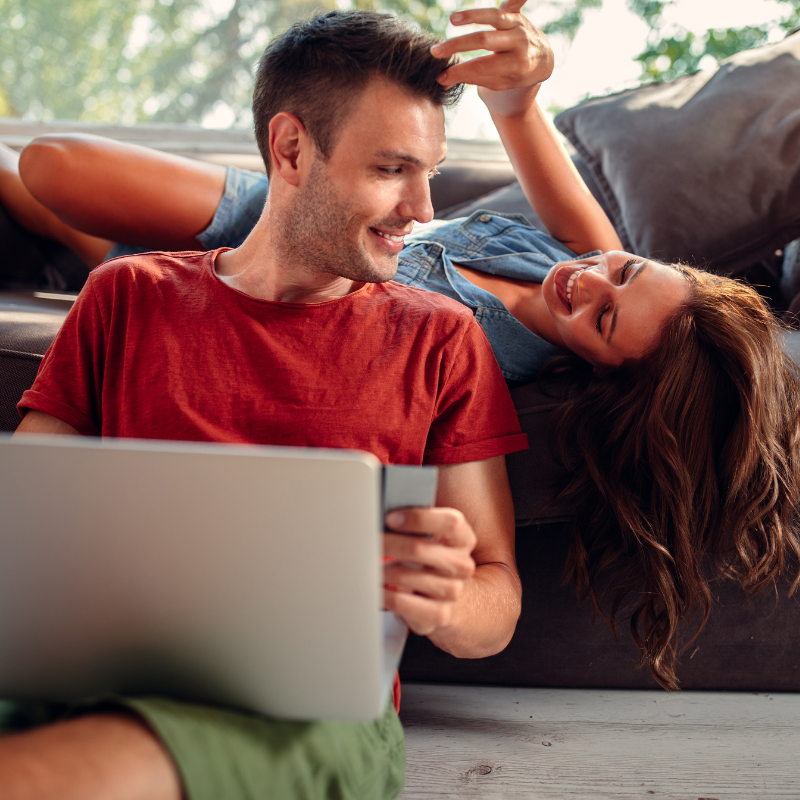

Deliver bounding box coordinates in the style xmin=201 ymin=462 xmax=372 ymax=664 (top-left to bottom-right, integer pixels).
xmin=383 ymin=455 xmax=521 ymax=658
xmin=13 ymin=410 xmax=79 ymax=436
xmin=432 ymin=1 xmax=623 ymax=255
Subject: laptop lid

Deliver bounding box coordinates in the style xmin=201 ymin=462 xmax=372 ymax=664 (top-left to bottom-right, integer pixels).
xmin=0 ymin=435 xmax=434 ymax=721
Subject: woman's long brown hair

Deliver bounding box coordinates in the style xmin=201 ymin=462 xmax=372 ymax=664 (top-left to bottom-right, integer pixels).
xmin=544 ymin=266 xmax=800 ymax=690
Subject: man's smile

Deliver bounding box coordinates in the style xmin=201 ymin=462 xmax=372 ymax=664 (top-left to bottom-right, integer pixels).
xmin=372 ymin=228 xmax=406 ymax=243
xmin=369 ymin=226 xmax=413 ymax=254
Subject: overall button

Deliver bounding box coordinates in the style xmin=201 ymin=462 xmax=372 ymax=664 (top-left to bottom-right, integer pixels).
xmin=479 ymin=214 xmax=492 ymax=222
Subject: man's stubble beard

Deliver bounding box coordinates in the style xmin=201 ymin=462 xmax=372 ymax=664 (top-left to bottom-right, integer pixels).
xmin=276 ymin=157 xmax=406 ymax=284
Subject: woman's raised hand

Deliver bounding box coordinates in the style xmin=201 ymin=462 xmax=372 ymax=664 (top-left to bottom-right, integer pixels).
xmin=431 ymin=0 xmax=553 ymax=116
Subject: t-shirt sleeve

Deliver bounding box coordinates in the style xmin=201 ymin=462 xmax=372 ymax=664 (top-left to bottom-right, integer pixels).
xmin=17 ymin=277 xmax=106 ymax=436
xmin=424 ymin=315 xmax=528 ymax=464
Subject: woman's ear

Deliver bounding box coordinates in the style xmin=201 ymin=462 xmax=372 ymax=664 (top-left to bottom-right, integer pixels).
xmin=268 ymin=112 xmax=312 ymax=187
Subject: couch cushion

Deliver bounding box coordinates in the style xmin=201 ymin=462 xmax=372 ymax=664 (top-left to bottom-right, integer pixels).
xmin=437 ymin=154 xmax=613 ymax=234
xmin=0 ymin=293 xmax=71 ymax=432
xmin=400 ymin=519 xmax=800 ymax=691
xmin=505 ymin=381 xmax=570 ymax=525
xmin=0 ymin=352 xmax=41 ymax=432
xmin=0 ymin=205 xmax=89 ymax=293
xmin=429 ymin=161 xmax=516 ymax=217
xmin=554 ymin=31 xmax=800 ymax=277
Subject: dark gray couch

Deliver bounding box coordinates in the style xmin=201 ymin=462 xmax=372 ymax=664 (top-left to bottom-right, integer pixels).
xmin=4 ymin=150 xmax=800 ymax=693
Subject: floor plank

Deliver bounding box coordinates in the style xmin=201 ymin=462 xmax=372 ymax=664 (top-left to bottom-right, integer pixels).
xmin=399 ymin=684 xmax=800 ymax=799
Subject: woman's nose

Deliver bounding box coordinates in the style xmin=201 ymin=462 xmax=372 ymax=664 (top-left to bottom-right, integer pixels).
xmin=576 ymin=266 xmax=612 ymax=302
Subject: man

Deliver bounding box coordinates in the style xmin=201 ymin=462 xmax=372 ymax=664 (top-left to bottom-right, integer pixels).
xmin=6 ymin=10 xmax=527 ymax=800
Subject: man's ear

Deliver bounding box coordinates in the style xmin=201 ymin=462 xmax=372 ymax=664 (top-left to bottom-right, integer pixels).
xmin=269 ymin=112 xmax=313 ymax=187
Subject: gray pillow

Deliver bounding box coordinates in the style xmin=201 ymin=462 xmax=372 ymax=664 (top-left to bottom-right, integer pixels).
xmin=554 ymin=31 xmax=800 ymax=277
xmin=439 ymin=154 xmax=613 ymax=234
xmin=430 ymin=161 xmax=516 ymax=216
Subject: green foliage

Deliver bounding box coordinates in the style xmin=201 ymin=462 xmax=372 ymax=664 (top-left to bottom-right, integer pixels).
xmin=626 ymin=0 xmax=668 ymax=28
xmin=1 ymin=0 xmax=624 ymax=126
xmin=0 ymin=0 xmax=451 ymax=126
xmin=1 ymin=0 xmax=351 ymax=125
xmin=629 ymin=0 xmax=800 ymax=84
xmin=538 ymin=0 xmax=602 ymax=41
xmin=7 ymin=0 xmax=798 ymax=126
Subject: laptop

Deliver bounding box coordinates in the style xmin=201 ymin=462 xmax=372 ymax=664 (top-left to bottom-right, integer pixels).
xmin=0 ymin=435 xmax=437 ymax=721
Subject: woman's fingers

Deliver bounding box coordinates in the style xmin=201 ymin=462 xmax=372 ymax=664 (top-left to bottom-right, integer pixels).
xmin=433 ymin=4 xmax=552 ymax=92
xmin=431 ymin=28 xmax=518 ymax=60
xmin=499 ymin=0 xmax=528 ymax=13
xmin=447 ymin=7 xmax=522 ymax=30
xmin=439 ymin=52 xmax=523 ymax=91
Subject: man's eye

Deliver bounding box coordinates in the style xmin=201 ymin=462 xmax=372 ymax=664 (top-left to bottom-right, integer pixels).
xmin=379 ymin=167 xmax=402 ymax=175
xmin=428 ymin=166 xmax=440 ymax=180
xmin=596 ymin=305 xmax=609 ymax=334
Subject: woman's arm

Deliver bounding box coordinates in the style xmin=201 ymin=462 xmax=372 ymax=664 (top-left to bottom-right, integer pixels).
xmin=433 ymin=1 xmax=623 ymax=255
xmin=483 ymin=89 xmax=623 ymax=254
xmin=19 ymin=134 xmax=227 ymax=253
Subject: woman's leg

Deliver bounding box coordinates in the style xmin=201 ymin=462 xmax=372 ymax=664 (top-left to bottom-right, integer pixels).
xmin=17 ymin=134 xmax=228 ymax=258
xmin=0 ymin=143 xmax=113 ymax=268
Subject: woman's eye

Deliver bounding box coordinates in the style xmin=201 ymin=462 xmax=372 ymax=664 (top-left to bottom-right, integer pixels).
xmin=596 ymin=305 xmax=609 ymax=334
xmin=619 ymin=259 xmax=636 ymax=284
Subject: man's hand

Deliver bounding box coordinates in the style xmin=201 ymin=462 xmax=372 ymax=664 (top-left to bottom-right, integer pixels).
xmin=380 ymin=456 xmax=520 ymax=659
xmin=383 ymin=507 xmax=477 ymax=637
xmin=431 ymin=0 xmax=553 ymax=117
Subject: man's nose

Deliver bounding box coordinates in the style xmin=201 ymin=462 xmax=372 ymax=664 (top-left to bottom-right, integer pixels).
xmin=397 ymin=176 xmax=434 ymax=224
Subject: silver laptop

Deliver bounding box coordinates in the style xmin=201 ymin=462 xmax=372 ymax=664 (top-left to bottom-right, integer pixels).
xmin=0 ymin=435 xmax=436 ymax=721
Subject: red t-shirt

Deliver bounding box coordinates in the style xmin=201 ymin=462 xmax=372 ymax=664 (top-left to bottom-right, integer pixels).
xmin=19 ymin=249 xmax=528 ymax=712
xmin=21 ymin=249 xmax=527 ymax=461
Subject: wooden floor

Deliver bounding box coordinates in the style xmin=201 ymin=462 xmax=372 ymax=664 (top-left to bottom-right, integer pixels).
xmin=399 ymin=684 xmax=800 ymax=799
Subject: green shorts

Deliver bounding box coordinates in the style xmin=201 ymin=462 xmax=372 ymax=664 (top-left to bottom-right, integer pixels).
xmin=0 ymin=697 xmax=406 ymax=800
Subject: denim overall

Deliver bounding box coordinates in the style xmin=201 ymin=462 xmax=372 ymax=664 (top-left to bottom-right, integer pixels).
xmin=110 ymin=167 xmax=598 ymax=382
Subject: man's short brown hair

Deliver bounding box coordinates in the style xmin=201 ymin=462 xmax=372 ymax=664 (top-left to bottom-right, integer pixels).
xmin=252 ymin=10 xmax=462 ymax=175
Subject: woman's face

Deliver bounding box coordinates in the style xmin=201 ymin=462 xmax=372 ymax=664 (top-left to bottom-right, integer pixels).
xmin=541 ymin=251 xmax=689 ymax=367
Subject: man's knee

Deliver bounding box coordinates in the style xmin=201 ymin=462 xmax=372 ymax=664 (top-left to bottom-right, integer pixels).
xmin=0 ymin=711 xmax=182 ymax=800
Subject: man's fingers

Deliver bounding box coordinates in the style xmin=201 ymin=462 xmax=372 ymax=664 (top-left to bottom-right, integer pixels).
xmin=383 ymin=533 xmax=475 ymax=577
xmin=385 ymin=507 xmax=476 ymax=549
xmin=384 ymin=564 xmax=462 ymax=601
xmin=383 ymin=589 xmax=454 ymax=636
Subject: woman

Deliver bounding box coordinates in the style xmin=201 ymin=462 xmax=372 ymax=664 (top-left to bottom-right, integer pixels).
xmin=2 ymin=2 xmax=799 ymax=691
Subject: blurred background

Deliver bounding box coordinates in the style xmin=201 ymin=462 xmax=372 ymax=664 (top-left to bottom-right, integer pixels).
xmin=1 ymin=0 xmax=799 ymax=139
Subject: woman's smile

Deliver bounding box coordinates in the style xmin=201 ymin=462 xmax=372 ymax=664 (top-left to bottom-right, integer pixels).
xmin=542 ymin=251 xmax=690 ymax=366
xmin=553 ymin=263 xmax=591 ymax=312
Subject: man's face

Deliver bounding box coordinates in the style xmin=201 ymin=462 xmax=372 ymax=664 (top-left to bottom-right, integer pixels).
xmin=284 ymin=77 xmax=447 ymax=284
